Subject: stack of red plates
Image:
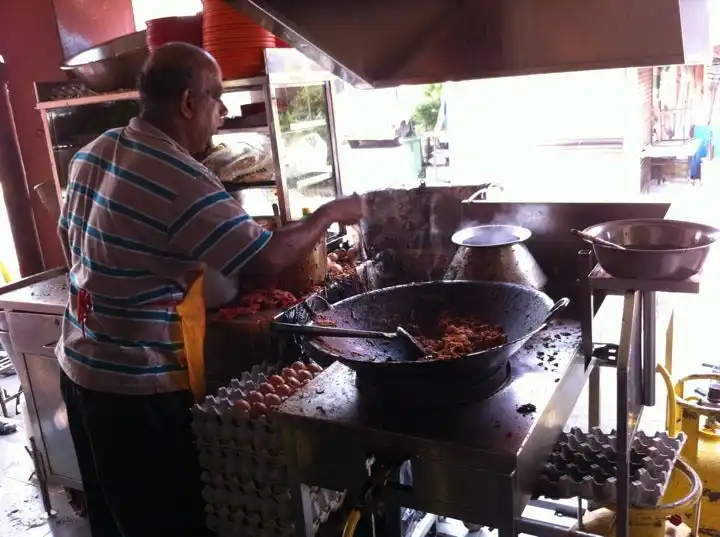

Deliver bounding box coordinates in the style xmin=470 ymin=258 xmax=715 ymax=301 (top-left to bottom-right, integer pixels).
xmin=146 ymin=15 xmax=203 ymax=51
xmin=202 ymin=0 xmax=276 ymax=80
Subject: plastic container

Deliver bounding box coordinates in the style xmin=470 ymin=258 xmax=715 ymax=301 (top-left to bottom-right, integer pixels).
xmin=401 ymin=136 xmax=423 ymax=179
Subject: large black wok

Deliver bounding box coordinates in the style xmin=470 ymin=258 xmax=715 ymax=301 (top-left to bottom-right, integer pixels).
xmin=294 ymin=280 xmax=569 ymax=386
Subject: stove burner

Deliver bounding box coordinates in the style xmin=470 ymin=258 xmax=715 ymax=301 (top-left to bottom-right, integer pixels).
xmin=355 ymin=361 xmax=512 ymax=409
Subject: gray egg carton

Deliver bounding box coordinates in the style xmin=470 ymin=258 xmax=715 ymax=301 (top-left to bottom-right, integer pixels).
xmin=536 ymin=427 xmax=687 ymax=508
xmin=191 ymin=361 xmax=344 ymax=537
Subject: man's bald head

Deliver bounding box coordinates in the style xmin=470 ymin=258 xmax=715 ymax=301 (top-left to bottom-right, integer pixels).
xmin=138 ymin=43 xmax=219 ymax=111
xmin=137 ymin=43 xmax=227 ymax=155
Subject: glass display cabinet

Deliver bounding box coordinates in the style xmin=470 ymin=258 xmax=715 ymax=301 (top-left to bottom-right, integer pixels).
xmin=34 ymin=48 xmax=343 ymax=231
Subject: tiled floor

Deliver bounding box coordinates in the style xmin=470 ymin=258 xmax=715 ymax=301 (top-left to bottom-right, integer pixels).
xmin=0 ymin=374 xmax=90 ymax=537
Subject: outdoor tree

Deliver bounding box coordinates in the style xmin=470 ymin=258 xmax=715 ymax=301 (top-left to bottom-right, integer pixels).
xmin=412 ymin=83 xmax=443 ymax=132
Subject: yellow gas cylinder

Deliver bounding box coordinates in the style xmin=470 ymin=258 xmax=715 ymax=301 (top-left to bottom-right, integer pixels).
xmin=570 ymin=458 xmax=701 ymax=537
xmin=660 ymin=368 xmax=720 ymax=537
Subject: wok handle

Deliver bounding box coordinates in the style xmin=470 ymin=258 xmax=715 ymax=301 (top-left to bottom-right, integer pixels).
xmin=542 ymin=298 xmax=571 ymax=325
xmin=269 ymin=322 xmax=396 ymax=339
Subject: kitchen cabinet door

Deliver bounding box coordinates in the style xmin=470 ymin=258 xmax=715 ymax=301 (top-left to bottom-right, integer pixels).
xmin=22 ymin=352 xmax=81 ymax=486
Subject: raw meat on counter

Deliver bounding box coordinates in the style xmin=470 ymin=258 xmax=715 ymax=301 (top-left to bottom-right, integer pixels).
xmin=217 ymin=247 xmax=362 ymax=319
xmin=218 ymin=289 xmax=299 ymax=319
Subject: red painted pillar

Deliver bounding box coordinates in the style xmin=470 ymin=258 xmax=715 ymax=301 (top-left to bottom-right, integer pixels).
xmin=0 ymin=61 xmax=44 ymax=276
xmin=0 ymin=0 xmax=136 ymax=274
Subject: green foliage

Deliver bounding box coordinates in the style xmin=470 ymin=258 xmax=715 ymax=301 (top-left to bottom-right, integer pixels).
xmin=412 ymin=83 xmax=442 ymax=132
xmin=278 ymin=85 xmax=326 ymax=131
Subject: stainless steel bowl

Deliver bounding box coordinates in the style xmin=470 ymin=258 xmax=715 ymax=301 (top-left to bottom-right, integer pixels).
xmin=60 ymin=31 xmax=149 ymax=93
xmin=582 ymin=218 xmax=720 ymax=280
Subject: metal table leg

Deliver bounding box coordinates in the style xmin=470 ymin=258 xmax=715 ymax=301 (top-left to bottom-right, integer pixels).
xmin=284 ymin=428 xmax=315 ymax=537
xmin=29 ymin=437 xmax=54 ymax=516
xmin=615 ymin=292 xmax=643 ymax=537
xmin=641 ymin=291 xmax=657 ymax=406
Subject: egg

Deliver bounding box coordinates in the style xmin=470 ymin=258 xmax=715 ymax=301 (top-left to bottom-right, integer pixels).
xmin=346 ymin=247 xmax=358 ymax=261
xmin=265 ymin=394 xmax=282 ymax=407
xmin=291 ymin=361 xmax=306 ymax=372
xmin=286 ymin=377 xmax=301 ymax=389
xmin=328 ymin=263 xmax=343 ymax=274
xmin=307 ymin=362 xmax=323 ymax=374
xmin=246 ymin=391 xmax=265 ymax=404
xmin=250 ymin=402 xmax=268 ymax=418
xmin=282 ymin=367 xmax=298 ymax=379
xmin=297 ymin=370 xmax=313 ymax=383
xmin=275 ymin=384 xmax=292 ymax=397
xmin=233 ymin=399 xmax=252 ymax=416
xmin=259 ymin=383 xmax=276 ymax=395
xmin=328 ymin=252 xmax=339 ymax=262
xmin=269 ymin=375 xmax=285 ymax=387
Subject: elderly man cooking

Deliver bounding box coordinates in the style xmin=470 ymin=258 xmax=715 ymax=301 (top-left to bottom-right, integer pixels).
xmin=56 ymin=43 xmax=365 ymax=537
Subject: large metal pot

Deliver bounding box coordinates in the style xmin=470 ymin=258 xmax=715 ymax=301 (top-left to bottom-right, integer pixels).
xmin=581 ymin=218 xmax=720 ymax=280
xmin=444 ymin=224 xmax=546 ymax=289
xmin=60 ymin=31 xmax=149 ymax=93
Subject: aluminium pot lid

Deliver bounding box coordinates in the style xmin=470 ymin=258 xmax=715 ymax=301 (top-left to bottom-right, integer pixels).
xmin=452 ymin=224 xmax=532 ymax=248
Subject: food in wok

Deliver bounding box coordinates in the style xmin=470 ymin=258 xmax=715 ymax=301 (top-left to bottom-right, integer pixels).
xmin=409 ymin=313 xmax=507 ymax=360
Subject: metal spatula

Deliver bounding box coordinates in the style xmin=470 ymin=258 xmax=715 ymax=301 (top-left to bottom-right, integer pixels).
xmin=269 ymin=321 xmax=427 ymax=360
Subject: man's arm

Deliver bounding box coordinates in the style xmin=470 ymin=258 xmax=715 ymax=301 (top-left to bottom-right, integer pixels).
xmin=168 ymin=177 xmax=364 ymax=278
xmin=248 ymin=197 xmax=364 ymax=274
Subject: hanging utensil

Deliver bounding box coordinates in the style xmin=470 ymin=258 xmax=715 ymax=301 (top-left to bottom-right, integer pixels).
xmin=571 ymin=229 xmax=627 ymax=250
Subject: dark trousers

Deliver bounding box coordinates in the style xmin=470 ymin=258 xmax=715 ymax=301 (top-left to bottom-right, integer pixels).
xmin=60 ymin=370 xmax=210 ymax=537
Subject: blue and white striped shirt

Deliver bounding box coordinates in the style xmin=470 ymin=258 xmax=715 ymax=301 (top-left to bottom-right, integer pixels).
xmin=57 ymin=117 xmax=272 ymax=395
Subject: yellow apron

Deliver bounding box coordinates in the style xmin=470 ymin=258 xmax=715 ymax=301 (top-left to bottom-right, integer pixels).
xmin=175 ymin=271 xmax=207 ymax=402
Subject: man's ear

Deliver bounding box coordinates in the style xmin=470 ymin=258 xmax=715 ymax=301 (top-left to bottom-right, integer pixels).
xmin=179 ymin=88 xmax=194 ymax=119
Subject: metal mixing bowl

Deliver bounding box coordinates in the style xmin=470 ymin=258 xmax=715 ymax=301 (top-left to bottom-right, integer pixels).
xmin=60 ymin=31 xmax=149 ymax=93
xmin=581 ymin=218 xmax=720 ymax=280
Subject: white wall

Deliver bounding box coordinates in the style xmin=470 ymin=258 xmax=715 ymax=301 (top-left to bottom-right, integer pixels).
xmin=131 ymin=0 xmax=202 ymax=29
xmin=446 ymin=69 xmax=640 ymax=199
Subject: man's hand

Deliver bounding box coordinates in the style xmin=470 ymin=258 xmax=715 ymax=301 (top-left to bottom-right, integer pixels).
xmin=318 ymin=194 xmax=366 ymax=225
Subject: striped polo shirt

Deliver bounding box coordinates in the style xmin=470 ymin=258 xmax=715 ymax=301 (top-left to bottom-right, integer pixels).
xmin=56 ymin=117 xmax=272 ymax=395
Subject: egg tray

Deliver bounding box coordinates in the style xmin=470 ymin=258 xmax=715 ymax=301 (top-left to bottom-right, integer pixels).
xmin=192 ymin=361 xmax=344 ymax=537
xmin=204 ymin=485 xmax=342 ymax=537
xmin=535 ymin=427 xmax=687 ymax=508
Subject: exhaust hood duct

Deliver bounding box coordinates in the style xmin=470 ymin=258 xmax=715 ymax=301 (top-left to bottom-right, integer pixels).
xmin=226 ymin=0 xmax=712 ymax=88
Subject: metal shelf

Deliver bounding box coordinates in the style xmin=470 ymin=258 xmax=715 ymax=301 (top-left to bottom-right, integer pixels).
xmin=223 ymin=180 xmax=277 ymax=192
xmin=36 ymin=90 xmax=138 ymax=110
xmin=36 ymin=76 xmax=269 ymax=111
xmin=588 ymin=264 xmax=701 ymax=294
xmin=217 ymin=126 xmax=270 ymax=135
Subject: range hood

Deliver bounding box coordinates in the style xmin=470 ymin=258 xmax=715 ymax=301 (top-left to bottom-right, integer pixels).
xmin=227 ymin=0 xmax=712 ymax=88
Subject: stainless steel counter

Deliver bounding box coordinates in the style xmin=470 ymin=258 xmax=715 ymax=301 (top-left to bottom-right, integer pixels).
xmin=0 ymin=268 xmax=67 ymax=317
xmin=0 ymin=267 xmax=78 ymax=513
